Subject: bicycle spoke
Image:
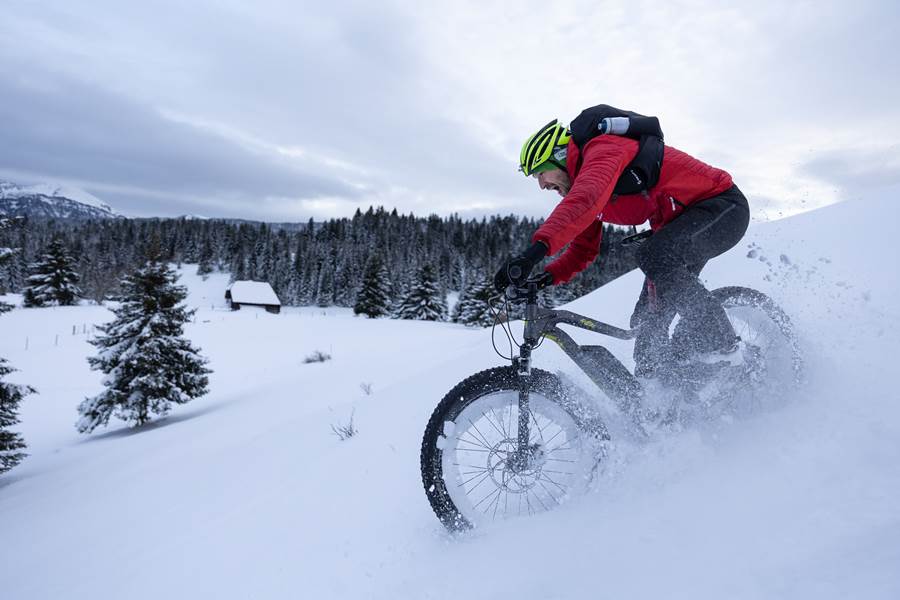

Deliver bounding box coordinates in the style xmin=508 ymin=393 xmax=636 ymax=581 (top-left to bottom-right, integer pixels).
xmin=458 ymin=469 xmax=489 ymax=476
xmin=537 ymin=480 xmax=562 ymax=505
xmin=460 ymin=470 xmax=491 ymax=489
xmin=457 ymin=433 xmax=492 ymax=450
xmin=542 ymin=469 xmax=574 ymax=476
xmin=492 ymin=406 xmax=509 ymax=437
xmin=455 ymin=447 xmax=493 ymax=454
xmin=481 ymin=410 xmax=507 ymax=440
xmin=546 ymin=444 xmax=574 ymax=454
xmin=504 ymin=486 xmax=509 ymax=516
xmin=530 ymin=411 xmax=549 ymax=439
xmin=529 ymin=487 xmax=549 ymax=512
xmin=540 ymin=472 xmax=569 ymax=494
xmin=467 ymin=418 xmax=496 ymax=450
xmin=453 ymin=462 xmax=489 ymax=471
xmin=540 ymin=427 xmax=564 ymax=448
xmin=473 ymin=486 xmax=502 ymax=511
xmin=488 ymin=487 xmax=504 ymax=518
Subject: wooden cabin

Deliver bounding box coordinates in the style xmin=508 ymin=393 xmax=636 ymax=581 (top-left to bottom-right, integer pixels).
xmin=225 ymin=281 xmax=282 ymax=314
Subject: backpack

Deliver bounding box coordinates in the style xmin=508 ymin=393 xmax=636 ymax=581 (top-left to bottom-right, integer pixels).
xmin=569 ymin=104 xmax=665 ymax=195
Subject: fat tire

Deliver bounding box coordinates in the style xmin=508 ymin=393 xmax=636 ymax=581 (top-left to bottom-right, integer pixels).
xmin=673 ymin=285 xmax=803 ymax=383
xmin=420 ymin=366 xmax=594 ymax=532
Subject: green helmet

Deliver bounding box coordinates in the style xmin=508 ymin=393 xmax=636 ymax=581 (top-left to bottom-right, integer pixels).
xmin=519 ymin=119 xmax=571 ymax=176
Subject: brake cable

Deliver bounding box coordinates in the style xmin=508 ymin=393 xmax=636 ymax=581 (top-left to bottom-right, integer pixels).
xmin=488 ymin=293 xmax=517 ymax=361
xmin=487 ymin=284 xmax=549 ymax=361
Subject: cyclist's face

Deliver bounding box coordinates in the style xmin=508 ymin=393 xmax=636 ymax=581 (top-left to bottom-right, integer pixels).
xmin=534 ymin=167 xmax=571 ymax=198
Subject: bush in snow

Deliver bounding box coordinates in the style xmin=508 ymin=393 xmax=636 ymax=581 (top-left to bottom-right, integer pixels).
xmin=76 ymin=252 xmax=210 ymax=433
xmin=330 ymin=410 xmax=357 ymax=441
xmin=303 ymin=350 xmax=331 ymax=364
xmin=395 ymin=264 xmax=447 ymax=321
xmin=22 ymin=238 xmax=82 ymax=307
xmin=353 ymin=253 xmax=392 ymax=318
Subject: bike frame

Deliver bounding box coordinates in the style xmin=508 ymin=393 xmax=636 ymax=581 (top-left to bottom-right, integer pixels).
xmin=510 ymin=282 xmax=643 ymax=456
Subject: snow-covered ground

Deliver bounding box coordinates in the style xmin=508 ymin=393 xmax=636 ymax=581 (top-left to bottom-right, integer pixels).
xmin=1 ymin=196 xmax=898 ymax=599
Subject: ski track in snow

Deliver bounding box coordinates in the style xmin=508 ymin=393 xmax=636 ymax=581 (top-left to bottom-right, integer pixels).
xmin=0 ymin=197 xmax=898 ymax=599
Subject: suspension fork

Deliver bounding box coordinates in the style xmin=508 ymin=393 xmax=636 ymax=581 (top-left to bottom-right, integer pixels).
xmin=516 ymin=342 xmax=533 ymax=454
xmin=515 ymin=292 xmax=541 ymax=455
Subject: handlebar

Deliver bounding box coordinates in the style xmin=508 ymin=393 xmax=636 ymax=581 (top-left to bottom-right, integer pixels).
xmin=503 ymin=275 xmax=551 ymax=303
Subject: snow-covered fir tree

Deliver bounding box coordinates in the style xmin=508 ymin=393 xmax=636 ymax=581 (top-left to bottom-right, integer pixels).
xmin=316 ymin=259 xmax=335 ymax=307
xmin=76 ymin=251 xmax=210 ymax=433
xmin=0 ymin=356 xmax=33 ymax=474
xmin=451 ymin=273 xmax=496 ymax=327
xmin=196 ymin=239 xmax=214 ymax=276
xmin=0 ymin=230 xmax=34 ymax=474
xmin=22 ymin=238 xmax=81 ymax=307
xmin=395 ymin=264 xmax=447 ymax=321
xmin=354 ymin=253 xmax=392 ymax=318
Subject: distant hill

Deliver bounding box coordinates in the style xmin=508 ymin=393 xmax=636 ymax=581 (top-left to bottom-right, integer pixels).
xmin=0 ymin=180 xmax=119 ymax=220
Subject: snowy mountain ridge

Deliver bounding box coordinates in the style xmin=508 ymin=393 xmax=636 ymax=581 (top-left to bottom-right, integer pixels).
xmin=0 ymin=180 xmax=118 ymax=220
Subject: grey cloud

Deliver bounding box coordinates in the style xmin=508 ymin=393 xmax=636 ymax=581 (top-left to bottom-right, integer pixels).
xmin=0 ymin=61 xmax=362 ymax=217
xmin=800 ymin=145 xmax=900 ymax=195
xmin=0 ymin=0 xmax=515 ymax=219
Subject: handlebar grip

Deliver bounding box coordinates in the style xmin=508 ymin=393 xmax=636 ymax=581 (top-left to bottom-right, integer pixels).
xmin=507 ymin=264 xmax=523 ymax=280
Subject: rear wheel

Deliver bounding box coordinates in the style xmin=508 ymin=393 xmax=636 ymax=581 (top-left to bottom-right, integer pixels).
xmin=672 ymin=286 xmax=803 ymax=411
xmin=421 ymin=367 xmax=605 ymax=531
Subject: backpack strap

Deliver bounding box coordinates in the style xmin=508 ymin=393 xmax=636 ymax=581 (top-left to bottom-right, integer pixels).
xmin=570 ymin=104 xmax=665 ymax=195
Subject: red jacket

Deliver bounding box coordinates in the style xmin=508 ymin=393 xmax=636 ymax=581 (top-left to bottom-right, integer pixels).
xmin=533 ymin=136 xmax=733 ymax=284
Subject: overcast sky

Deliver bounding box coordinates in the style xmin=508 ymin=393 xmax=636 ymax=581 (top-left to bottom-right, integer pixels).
xmin=1 ymin=0 xmax=898 ymax=222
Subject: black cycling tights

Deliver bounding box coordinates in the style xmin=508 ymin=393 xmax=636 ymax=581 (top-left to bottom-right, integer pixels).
xmin=630 ymin=185 xmax=750 ymax=373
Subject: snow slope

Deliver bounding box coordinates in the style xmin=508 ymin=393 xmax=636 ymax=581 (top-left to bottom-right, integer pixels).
xmin=0 ymin=196 xmax=898 ymax=600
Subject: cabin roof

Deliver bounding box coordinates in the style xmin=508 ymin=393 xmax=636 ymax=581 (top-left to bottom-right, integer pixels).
xmin=228 ymin=281 xmax=281 ymax=306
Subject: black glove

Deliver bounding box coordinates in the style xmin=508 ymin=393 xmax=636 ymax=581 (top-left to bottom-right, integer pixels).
xmin=493 ymin=241 xmax=548 ymax=292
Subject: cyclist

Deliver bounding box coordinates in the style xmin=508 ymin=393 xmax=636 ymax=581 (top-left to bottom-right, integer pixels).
xmin=495 ymin=117 xmax=750 ymax=377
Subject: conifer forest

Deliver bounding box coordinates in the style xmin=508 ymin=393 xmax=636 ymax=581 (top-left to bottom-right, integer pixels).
xmin=0 ymin=208 xmax=639 ymax=318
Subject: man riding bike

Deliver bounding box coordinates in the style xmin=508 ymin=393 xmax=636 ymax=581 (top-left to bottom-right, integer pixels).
xmin=495 ymin=110 xmax=750 ymax=378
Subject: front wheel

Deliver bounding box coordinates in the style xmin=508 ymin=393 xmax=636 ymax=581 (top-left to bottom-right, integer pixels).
xmin=421 ymin=367 xmax=605 ymax=531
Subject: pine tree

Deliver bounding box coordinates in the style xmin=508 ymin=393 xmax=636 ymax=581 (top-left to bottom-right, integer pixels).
xmin=197 ymin=239 xmax=214 ymax=276
xmin=0 ymin=357 xmax=33 ymax=474
xmin=76 ymin=252 xmax=210 ymax=433
xmin=395 ymin=264 xmax=447 ymax=321
xmin=354 ymin=254 xmax=392 ymax=318
xmin=0 ymin=231 xmax=34 ymax=474
xmin=452 ymin=274 xmax=496 ymax=327
xmin=22 ymin=238 xmax=82 ymax=307
xmin=316 ymin=261 xmax=335 ymax=307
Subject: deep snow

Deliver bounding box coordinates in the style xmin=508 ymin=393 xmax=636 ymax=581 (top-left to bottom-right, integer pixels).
xmin=0 ymin=196 xmax=898 ymax=600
